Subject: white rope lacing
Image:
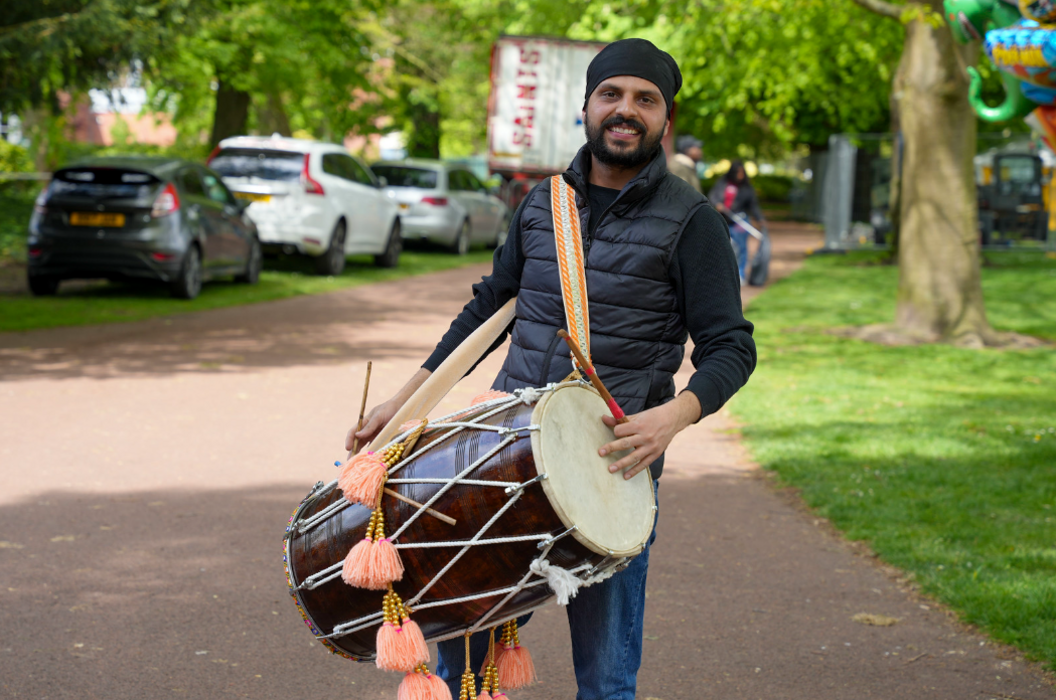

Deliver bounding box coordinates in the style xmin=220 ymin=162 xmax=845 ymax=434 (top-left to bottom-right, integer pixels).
xmin=298 ymin=382 xmax=614 ymax=643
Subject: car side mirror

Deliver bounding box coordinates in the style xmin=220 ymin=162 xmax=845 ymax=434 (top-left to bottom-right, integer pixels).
xmin=377 ymin=176 xmax=388 ymax=188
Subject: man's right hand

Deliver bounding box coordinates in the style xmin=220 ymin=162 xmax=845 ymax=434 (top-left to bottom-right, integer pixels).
xmin=345 ymin=367 xmax=432 ymax=453
xmin=346 ymin=398 xmax=401 ymax=451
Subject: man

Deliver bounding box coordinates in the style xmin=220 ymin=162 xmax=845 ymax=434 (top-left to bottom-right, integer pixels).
xmin=669 ymin=134 xmax=704 ymax=193
xmin=348 ymin=38 xmax=756 ymax=700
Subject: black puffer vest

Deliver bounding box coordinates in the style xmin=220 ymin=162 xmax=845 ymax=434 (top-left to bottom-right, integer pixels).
xmin=493 ymin=146 xmax=706 ymax=452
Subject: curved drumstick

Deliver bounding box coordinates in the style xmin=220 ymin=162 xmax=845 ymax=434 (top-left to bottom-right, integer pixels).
xmin=556 ymin=329 xmax=629 ymax=424
xmin=367 ymin=298 xmax=518 ymax=453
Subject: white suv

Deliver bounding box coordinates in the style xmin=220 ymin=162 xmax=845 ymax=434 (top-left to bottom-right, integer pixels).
xmin=209 ymin=136 xmax=401 ymax=275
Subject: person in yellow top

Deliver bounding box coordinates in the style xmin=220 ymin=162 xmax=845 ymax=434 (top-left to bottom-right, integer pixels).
xmin=668 ymin=134 xmax=703 ymax=193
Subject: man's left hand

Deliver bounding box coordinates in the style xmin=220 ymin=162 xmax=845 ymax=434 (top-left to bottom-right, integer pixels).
xmin=598 ymin=392 xmax=703 ymax=480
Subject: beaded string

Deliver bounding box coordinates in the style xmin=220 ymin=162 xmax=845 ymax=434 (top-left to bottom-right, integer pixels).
xmin=367 ymin=421 xmax=427 ymax=545
xmin=480 ymin=628 xmax=500 ymax=697
xmin=381 ymin=586 xmax=407 ymax=632
xmin=459 ymin=633 xmax=475 ymax=700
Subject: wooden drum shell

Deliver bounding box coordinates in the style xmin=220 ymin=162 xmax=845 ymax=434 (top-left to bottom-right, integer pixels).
xmin=286 ymin=400 xmax=602 ymax=661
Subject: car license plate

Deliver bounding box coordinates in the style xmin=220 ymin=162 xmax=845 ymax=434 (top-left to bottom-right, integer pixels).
xmin=70 ymin=212 xmax=125 ymax=227
xmin=398 ymin=203 xmax=410 ymax=210
xmin=234 ymin=192 xmax=271 ymax=203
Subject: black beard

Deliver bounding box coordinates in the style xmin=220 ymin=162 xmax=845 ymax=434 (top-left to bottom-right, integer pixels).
xmin=584 ymin=114 xmax=663 ymax=168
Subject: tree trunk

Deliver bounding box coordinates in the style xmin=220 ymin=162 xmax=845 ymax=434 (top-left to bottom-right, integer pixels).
xmin=886 ymin=50 xmax=907 ymax=262
xmin=257 ymin=91 xmax=291 ymax=137
xmin=894 ymin=10 xmax=996 ymax=346
xmin=209 ymin=79 xmax=250 ymax=148
xmin=404 ymin=90 xmax=441 ymax=159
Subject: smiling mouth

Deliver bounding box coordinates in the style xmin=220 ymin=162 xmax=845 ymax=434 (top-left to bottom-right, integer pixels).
xmin=608 ymin=126 xmax=641 ymax=137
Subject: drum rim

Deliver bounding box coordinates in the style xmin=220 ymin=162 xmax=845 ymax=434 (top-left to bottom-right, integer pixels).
xmin=284 ymin=484 xmax=364 ymax=662
xmin=530 ymin=382 xmax=654 ymax=558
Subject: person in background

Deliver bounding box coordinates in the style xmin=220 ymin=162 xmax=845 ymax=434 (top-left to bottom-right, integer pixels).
xmin=669 ymin=134 xmax=703 ymax=193
xmin=709 ymin=160 xmax=764 ymax=284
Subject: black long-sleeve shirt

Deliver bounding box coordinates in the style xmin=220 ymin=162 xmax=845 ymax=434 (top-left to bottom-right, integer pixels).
xmin=424 ymin=184 xmax=756 ymax=420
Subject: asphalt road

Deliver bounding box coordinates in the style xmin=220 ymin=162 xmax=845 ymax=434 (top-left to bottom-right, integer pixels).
xmin=1 ymin=222 xmax=1052 ymax=699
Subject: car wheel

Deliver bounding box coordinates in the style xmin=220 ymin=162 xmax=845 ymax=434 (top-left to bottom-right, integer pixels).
xmin=170 ymin=245 xmax=203 ymax=299
xmin=27 ymin=274 xmax=59 ymax=296
xmin=449 ymin=219 xmax=471 ymax=256
xmin=374 ymin=220 xmax=402 ymax=268
xmin=235 ymin=236 xmax=262 ymax=284
xmin=315 ymin=221 xmax=346 ymax=276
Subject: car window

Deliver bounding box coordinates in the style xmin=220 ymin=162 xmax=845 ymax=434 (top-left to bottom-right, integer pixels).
xmin=201 ymin=170 xmax=235 ymax=205
xmin=370 ymin=165 xmax=439 ymax=189
xmin=209 ymin=148 xmax=304 ymax=181
xmin=322 ymin=153 xmax=345 ymax=180
xmin=463 ymin=171 xmax=485 ymax=192
xmin=448 ymin=170 xmax=468 ymax=191
xmin=345 ymin=156 xmax=376 ymax=187
xmin=177 ymin=168 xmax=205 ymax=197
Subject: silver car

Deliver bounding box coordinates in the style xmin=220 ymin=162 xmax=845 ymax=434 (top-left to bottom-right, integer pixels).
xmin=371 ymin=160 xmax=508 ymax=255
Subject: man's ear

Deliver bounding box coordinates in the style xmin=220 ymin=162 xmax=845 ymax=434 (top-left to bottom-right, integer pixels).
xmin=663 ymin=119 xmax=670 ymax=137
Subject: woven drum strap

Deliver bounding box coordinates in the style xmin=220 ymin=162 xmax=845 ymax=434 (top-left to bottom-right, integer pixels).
xmin=550 ymin=175 xmax=590 ymax=366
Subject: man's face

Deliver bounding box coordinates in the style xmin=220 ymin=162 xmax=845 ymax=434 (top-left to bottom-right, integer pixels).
xmin=584 ymin=75 xmax=669 ymax=169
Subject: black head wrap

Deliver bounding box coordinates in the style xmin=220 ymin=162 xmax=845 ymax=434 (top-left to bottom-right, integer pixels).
xmin=583 ymin=38 xmax=682 ymax=115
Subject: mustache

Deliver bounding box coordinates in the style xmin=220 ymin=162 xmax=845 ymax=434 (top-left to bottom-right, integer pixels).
xmin=601 ymin=116 xmax=648 ymax=134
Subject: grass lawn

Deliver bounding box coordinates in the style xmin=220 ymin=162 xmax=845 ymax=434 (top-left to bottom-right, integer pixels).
xmin=732 ymin=251 xmax=1056 ymax=669
xmin=0 ymin=248 xmax=494 ymax=333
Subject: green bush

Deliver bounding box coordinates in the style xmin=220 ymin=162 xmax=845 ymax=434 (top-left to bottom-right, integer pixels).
xmin=0 ymin=140 xmax=33 ymax=173
xmin=752 ymin=174 xmax=795 ymax=203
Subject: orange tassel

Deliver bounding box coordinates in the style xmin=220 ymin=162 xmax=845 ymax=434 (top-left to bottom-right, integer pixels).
xmin=377 ymin=621 xmax=413 ymax=672
xmin=369 ymin=537 xmax=405 ymax=586
xmin=428 ymin=672 xmax=454 ymax=700
xmin=339 ymin=452 xmax=388 ymax=506
xmin=475 ymin=692 xmax=493 ymax=700
xmin=399 ymin=670 xmax=433 ymax=700
xmin=471 ymin=390 xmax=510 ymax=405
xmin=341 ymin=538 xmax=377 ymax=588
xmin=496 ymin=645 xmax=535 ymax=690
xmin=398 ymin=616 xmax=430 ymax=667
xmin=377 ymin=590 xmax=429 ymax=672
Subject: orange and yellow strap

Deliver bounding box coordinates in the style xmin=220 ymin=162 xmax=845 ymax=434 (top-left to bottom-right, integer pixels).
xmin=550 ymin=175 xmax=590 ymax=367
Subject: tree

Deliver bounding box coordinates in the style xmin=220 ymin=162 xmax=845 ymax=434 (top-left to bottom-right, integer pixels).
xmin=850 ymin=0 xmax=1011 ymax=346
xmin=554 ymin=0 xmax=905 ymax=158
xmin=145 ymin=0 xmax=382 ymax=149
xmin=0 ymin=0 xmax=194 ymax=166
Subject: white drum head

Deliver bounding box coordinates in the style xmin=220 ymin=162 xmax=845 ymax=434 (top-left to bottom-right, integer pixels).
xmin=530 ymin=383 xmax=655 ymax=557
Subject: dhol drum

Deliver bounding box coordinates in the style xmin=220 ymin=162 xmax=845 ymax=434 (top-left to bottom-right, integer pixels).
xmin=283 ymin=381 xmax=656 ymax=661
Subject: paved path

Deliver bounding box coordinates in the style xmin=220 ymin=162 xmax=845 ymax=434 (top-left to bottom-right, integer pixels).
xmin=0 ymin=223 xmax=1052 ymax=699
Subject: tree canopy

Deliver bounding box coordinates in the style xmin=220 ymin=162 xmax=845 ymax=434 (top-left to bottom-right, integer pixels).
xmin=1 ymin=0 xmax=909 ymax=161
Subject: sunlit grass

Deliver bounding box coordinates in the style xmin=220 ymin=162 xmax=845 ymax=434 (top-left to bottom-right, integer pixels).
xmin=732 ymin=252 xmax=1056 ymax=669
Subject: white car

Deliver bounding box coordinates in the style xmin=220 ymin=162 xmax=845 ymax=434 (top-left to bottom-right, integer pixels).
xmin=209 ymin=136 xmax=401 ymax=275
xmin=371 ymin=160 xmax=508 ymax=255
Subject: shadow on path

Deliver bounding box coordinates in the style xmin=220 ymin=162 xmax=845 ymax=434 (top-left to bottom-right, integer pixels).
xmin=0 ymin=479 xmax=1050 ymax=700
xmin=0 ymin=265 xmax=484 ymax=382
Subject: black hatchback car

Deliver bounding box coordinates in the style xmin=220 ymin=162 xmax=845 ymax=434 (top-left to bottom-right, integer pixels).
xmin=27 ymin=156 xmax=262 ymax=299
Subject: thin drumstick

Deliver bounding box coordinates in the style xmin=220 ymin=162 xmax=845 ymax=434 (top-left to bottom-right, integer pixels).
xmin=348 ymin=361 xmax=372 ymax=458
xmin=383 ymin=488 xmax=456 ymax=526
xmin=343 ymin=365 xmax=456 ymax=526
xmin=557 ymin=329 xmax=629 ymax=424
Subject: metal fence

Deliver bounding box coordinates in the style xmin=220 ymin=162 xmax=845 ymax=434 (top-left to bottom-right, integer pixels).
xmin=794 ymin=132 xmax=1056 ymax=253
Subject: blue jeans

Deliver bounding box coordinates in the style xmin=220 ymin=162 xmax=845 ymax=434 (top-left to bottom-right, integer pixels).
xmin=436 ymin=482 xmax=659 ymax=700
xmin=730 ymin=223 xmax=749 ymax=281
